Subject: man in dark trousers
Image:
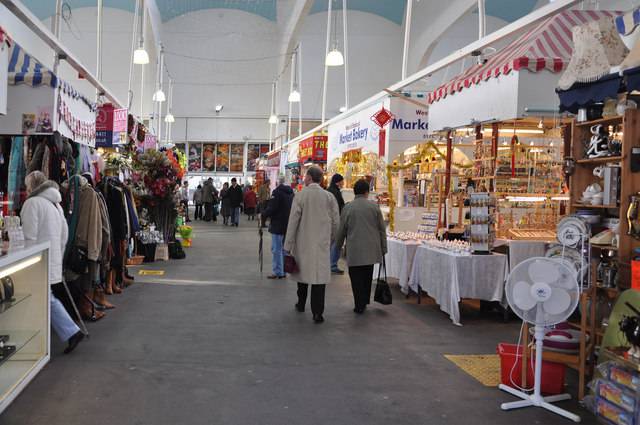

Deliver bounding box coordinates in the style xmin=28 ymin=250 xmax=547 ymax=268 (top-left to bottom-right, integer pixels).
xmin=261 ymin=176 xmax=294 ymax=279
xmin=228 ymin=178 xmax=244 ymax=227
xmin=327 ymin=174 xmax=345 ymax=274
xmin=202 ymin=178 xmax=215 ymax=222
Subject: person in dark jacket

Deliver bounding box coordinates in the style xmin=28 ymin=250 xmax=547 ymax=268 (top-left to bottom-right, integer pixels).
xmin=327 ymin=173 xmax=346 ymax=274
xmin=220 ymin=182 xmax=231 ymax=225
xmin=228 ymin=178 xmax=244 ymax=227
xmin=202 ymin=178 xmax=215 ymax=222
xmin=262 ymin=176 xmax=294 ymax=279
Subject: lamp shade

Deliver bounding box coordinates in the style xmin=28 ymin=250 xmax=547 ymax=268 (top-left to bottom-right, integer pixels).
xmin=326 ymin=49 xmax=344 ymax=67
xmin=269 ymin=114 xmax=278 ymax=124
xmin=133 ymin=48 xmax=149 ymax=65
xmin=288 ymin=90 xmax=300 ymax=103
xmin=153 ymin=89 xmax=166 ymax=102
xmin=164 ymin=113 xmax=175 ymax=123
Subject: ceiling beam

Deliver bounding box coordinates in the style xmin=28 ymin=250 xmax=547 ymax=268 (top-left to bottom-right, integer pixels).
xmin=1 ymin=0 xmax=124 ymax=107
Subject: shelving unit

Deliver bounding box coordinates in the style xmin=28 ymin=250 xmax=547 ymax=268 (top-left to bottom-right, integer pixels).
xmin=0 ymin=243 xmax=50 ymax=415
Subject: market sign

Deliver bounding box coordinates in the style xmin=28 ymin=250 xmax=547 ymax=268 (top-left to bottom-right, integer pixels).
xmin=144 ymin=132 xmax=157 ymax=151
xmin=286 ymin=140 xmax=299 ymax=167
xmin=266 ymin=151 xmax=281 ymax=167
xmin=299 ymin=134 xmax=328 ymax=164
xmin=113 ymin=107 xmax=128 ymax=145
xmin=96 ymin=105 xmax=129 ymax=147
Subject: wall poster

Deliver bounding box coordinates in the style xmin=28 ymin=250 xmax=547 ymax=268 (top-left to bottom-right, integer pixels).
xmin=203 ymin=143 xmax=217 ymax=171
xmin=216 ymin=143 xmax=230 ymax=172
xmin=246 ymin=144 xmax=260 ymax=171
xmin=230 ymin=144 xmax=244 ymax=172
xmin=188 ymin=143 xmax=202 ymax=172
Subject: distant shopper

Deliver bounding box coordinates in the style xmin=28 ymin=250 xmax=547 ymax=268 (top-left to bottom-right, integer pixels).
xmin=220 ymin=182 xmax=231 ymax=225
xmin=284 ymin=166 xmax=340 ymax=323
xmin=335 ymin=179 xmax=387 ymax=314
xmin=180 ymin=181 xmax=191 ymax=222
xmin=262 ymin=176 xmax=294 ymax=279
xmin=243 ymin=185 xmax=258 ymax=221
xmin=228 ymin=178 xmax=244 ymax=227
xmin=202 ymin=178 xmax=215 ymax=222
xmin=327 ymin=173 xmax=345 ymax=274
xmin=21 ymin=171 xmax=84 ymax=354
xmin=258 ymin=179 xmax=271 ymax=227
xmin=193 ymin=184 xmax=203 ymax=220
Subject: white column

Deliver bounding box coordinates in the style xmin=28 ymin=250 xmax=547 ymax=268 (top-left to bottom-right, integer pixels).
xmin=342 ymin=0 xmax=349 ymax=109
xmin=321 ymin=0 xmax=332 ymax=123
xmin=401 ymin=0 xmax=413 ymax=79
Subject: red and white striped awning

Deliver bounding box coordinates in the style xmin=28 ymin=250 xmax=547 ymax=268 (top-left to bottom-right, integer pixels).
xmin=427 ymin=10 xmax=619 ymax=104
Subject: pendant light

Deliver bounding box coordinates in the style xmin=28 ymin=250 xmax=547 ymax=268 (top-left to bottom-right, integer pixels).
xmin=326 ymin=1 xmax=344 ymax=67
xmin=153 ymin=46 xmax=166 ymax=102
xmin=269 ymin=82 xmax=278 ymax=123
xmin=133 ymin=0 xmax=149 ymax=64
xmin=164 ymin=78 xmax=174 ymax=123
xmin=288 ymin=49 xmax=300 ymax=103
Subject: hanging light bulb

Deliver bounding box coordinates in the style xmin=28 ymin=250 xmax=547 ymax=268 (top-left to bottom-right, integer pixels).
xmin=269 ymin=114 xmax=278 ymax=124
xmin=164 ymin=113 xmax=174 ymax=123
xmin=288 ymin=89 xmax=300 ymax=103
xmin=339 ymin=106 xmax=347 ymax=113
xmin=153 ymin=88 xmax=165 ymax=102
xmin=133 ymin=43 xmax=149 ymax=65
xmin=326 ymin=48 xmax=344 ymax=67
xmin=268 ymin=81 xmax=278 ymax=123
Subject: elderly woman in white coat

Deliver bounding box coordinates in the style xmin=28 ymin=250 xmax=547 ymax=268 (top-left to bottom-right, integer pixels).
xmin=284 ymin=166 xmax=340 ymax=323
xmin=21 ymin=171 xmax=84 ymax=354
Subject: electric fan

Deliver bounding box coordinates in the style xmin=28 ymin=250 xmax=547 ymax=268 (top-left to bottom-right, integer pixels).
xmin=499 ymin=257 xmax=581 ymax=423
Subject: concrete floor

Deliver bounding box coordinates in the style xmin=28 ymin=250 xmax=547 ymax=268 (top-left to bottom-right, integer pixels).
xmin=1 ymin=219 xmax=596 ymax=425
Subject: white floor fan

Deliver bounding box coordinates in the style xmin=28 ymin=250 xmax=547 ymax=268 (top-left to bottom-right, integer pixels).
xmin=499 ymin=257 xmax=581 ymax=423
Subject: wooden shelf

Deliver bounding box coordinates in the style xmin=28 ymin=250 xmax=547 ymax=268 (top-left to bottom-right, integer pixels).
xmin=591 ymin=244 xmax=619 ymax=250
xmin=471 ymin=176 xmax=495 ymax=180
xmin=575 ymin=115 xmax=623 ymax=127
xmin=571 ymin=203 xmax=618 ymax=209
xmin=576 ymin=156 xmax=623 ymax=164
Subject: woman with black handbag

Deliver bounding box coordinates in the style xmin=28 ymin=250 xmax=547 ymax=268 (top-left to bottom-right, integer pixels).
xmin=335 ymin=179 xmax=388 ymax=314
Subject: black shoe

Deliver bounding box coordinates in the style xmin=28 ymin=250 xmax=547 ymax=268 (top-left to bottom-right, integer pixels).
xmin=295 ymin=303 xmax=305 ymax=313
xmin=353 ymin=307 xmax=365 ymax=314
xmin=313 ymin=314 xmax=324 ymax=323
xmin=64 ymin=331 xmax=84 ymax=354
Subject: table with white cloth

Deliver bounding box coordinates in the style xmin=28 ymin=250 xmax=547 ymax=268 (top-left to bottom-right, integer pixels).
xmin=494 ymin=239 xmax=550 ymax=271
xmin=376 ymin=238 xmax=421 ymax=294
xmin=408 ymin=245 xmax=508 ymax=325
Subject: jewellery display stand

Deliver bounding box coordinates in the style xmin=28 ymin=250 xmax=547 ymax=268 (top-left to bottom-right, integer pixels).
xmin=0 ymin=242 xmax=50 ymax=414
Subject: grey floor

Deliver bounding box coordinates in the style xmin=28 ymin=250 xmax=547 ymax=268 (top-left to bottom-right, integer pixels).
xmin=1 ymin=218 xmax=597 ymax=425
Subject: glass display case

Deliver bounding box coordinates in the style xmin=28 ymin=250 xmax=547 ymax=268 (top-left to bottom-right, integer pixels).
xmin=0 ymin=242 xmax=50 ymax=414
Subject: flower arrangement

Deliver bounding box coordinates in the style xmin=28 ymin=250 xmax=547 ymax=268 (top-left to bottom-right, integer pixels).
xmin=132 ymin=150 xmax=182 ymax=201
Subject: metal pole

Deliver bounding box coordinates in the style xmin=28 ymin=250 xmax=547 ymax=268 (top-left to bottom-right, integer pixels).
xmin=51 ymin=0 xmax=62 ymax=74
xmin=139 ymin=2 xmax=146 ymax=118
xmin=287 ymin=51 xmax=294 ymax=141
xmin=321 ymin=0 xmax=332 ymax=123
xmin=127 ymin=0 xmax=140 ymax=110
xmin=401 ymin=0 xmax=413 ymax=79
xmin=96 ymin=0 xmax=103 ymax=102
xmin=478 ymin=0 xmax=486 ymax=39
xmin=297 ymin=42 xmax=302 ymax=137
xmin=342 ymin=0 xmax=349 ymax=109
xmin=157 ymin=47 xmax=164 ymax=142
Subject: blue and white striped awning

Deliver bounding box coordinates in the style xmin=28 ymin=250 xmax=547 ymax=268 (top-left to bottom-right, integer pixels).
xmin=8 ymin=42 xmax=57 ymax=88
xmin=616 ymin=8 xmax=640 ymax=36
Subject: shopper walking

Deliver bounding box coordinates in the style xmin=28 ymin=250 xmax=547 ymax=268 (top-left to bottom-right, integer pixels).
xmin=220 ymin=182 xmax=230 ymax=225
xmin=261 ymin=176 xmax=294 ymax=279
xmin=327 ymin=173 xmax=346 ymax=274
xmin=193 ymin=184 xmax=203 ymax=220
xmin=335 ymin=179 xmax=387 ymax=314
xmin=228 ymin=178 xmax=244 ymax=227
xmin=180 ymin=181 xmax=191 ymax=222
xmin=284 ymin=166 xmax=340 ymax=323
xmin=258 ymin=179 xmax=271 ymax=227
xmin=21 ymin=171 xmax=84 ymax=354
xmin=202 ymin=178 xmax=215 ymax=222
xmin=243 ymin=185 xmax=258 ymax=221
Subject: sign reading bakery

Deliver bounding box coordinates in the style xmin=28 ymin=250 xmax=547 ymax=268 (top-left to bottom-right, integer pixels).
xmin=327 ymin=99 xmax=389 ymax=164
xmin=298 ymin=133 xmax=328 ymax=164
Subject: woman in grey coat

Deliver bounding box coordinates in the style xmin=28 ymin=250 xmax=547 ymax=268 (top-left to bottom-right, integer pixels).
xmin=335 ymin=179 xmax=387 ymax=314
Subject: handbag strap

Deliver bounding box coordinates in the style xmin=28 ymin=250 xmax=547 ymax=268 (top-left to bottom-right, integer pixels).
xmin=377 ymin=255 xmax=387 ymax=282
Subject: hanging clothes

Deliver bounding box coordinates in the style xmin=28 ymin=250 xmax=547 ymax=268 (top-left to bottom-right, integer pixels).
xmin=7 ymin=136 xmax=26 ymax=212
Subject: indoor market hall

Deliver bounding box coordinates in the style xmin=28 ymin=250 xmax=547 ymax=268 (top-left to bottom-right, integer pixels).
xmin=1 ymin=0 xmax=639 ymax=424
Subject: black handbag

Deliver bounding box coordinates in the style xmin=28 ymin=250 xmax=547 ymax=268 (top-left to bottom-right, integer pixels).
xmin=67 ymin=246 xmax=88 ymax=274
xmin=374 ymin=258 xmax=392 ymax=305
xmin=284 ymin=254 xmax=299 ymax=274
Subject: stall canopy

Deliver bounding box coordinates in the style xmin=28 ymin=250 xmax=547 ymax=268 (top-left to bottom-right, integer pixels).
xmin=8 ymin=42 xmax=57 ymax=88
xmin=427 ymin=10 xmax=616 ymax=130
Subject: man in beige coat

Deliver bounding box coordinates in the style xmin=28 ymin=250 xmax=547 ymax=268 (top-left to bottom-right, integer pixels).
xmin=284 ymin=166 xmax=340 ymax=323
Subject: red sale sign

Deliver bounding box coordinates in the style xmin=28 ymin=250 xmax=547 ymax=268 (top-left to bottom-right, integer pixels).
xmin=299 ymin=134 xmax=328 ymax=164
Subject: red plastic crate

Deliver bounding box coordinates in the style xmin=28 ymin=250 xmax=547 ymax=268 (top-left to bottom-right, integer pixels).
xmin=498 ymin=343 xmax=566 ymax=395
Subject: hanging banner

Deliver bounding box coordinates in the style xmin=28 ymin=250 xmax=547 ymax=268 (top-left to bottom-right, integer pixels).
xmin=95 ymin=104 xmax=114 ymax=148
xmin=299 ymin=133 xmax=327 ymax=164
xmin=286 ymin=140 xmax=299 ymax=167
xmin=55 ymin=88 xmax=97 ymax=147
xmin=113 ymin=107 xmax=128 ymax=145
xmin=267 ymin=150 xmax=281 ymax=167
xmin=0 ymin=30 xmax=8 ymax=116
xmin=144 ymin=133 xmax=156 ymax=151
